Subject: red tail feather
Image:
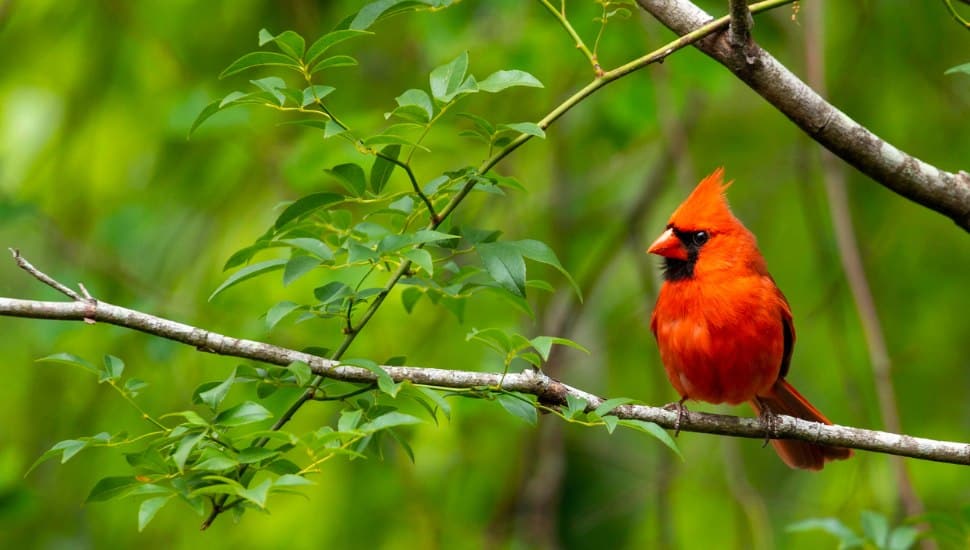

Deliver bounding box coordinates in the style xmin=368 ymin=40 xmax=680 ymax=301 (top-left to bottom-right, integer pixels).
xmin=750 ymin=380 xmax=853 ymax=470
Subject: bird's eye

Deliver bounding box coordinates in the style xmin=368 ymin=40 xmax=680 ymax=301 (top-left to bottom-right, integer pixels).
xmin=692 ymin=231 xmax=709 ymax=246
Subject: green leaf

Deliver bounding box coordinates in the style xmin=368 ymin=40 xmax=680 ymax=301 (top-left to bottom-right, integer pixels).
xmin=429 ymin=51 xmax=469 ymax=101
xmin=861 ymin=511 xmax=891 ymax=547
xmin=98 ymin=354 xmax=125 ymax=382
xmin=362 ymin=133 xmax=430 ymax=150
xmin=283 ymin=255 xmax=321 ymax=286
xmin=249 ymin=76 xmax=287 ymax=106
xmin=370 ymin=144 xmax=401 ymax=194
xmin=124 ymin=378 xmax=149 ymax=397
xmin=209 ymin=259 xmax=287 ymax=301
xmin=162 ymin=410 xmax=210 ymax=427
xmin=338 ymin=408 xmax=364 ymax=432
xmin=188 ymin=100 xmax=224 ymax=138
xmin=197 ymin=368 xmax=236 ymax=411
xmin=466 ymin=327 xmax=514 ymax=354
xmin=564 ymin=394 xmax=588 ymax=419
xmin=219 ymin=51 xmax=302 ymax=78
xmin=944 ymin=62 xmax=970 ymax=76
xmin=401 ymin=287 xmax=423 ymax=313
xmin=236 ymin=448 xmax=280 ymax=464
xmin=593 ymin=397 xmax=634 ymax=417
xmin=86 ymin=476 xmax=143 ymax=503
xmin=309 ymin=55 xmax=358 ymax=74
xmin=257 ymin=382 xmax=278 ymax=399
xmin=887 ymin=526 xmax=920 ymax=550
xmin=403 ymin=249 xmax=433 ymax=275
xmin=360 ymin=411 xmax=423 ymax=432
xmin=602 ymin=415 xmax=619 ymax=433
xmin=239 ymin=478 xmax=273 ymax=509
xmin=787 ymin=518 xmax=865 ymax=547
xmin=274 ymin=474 xmax=315 ymax=488
xmin=194 ymin=455 xmax=237 ymax=472
xmin=36 ymin=352 xmax=98 ymax=374
xmin=500 ymin=122 xmax=545 ymax=139
xmin=26 ymin=438 xmax=88 ymax=474
xmin=138 ymin=495 xmax=174 ymax=532
xmin=618 ymin=419 xmax=682 ymax=459
xmin=326 ymin=163 xmax=367 ymax=197
xmin=305 ymin=29 xmax=371 ymax=65
xmin=379 ymin=229 xmax=459 ymax=252
xmin=529 ymin=336 xmax=590 ymax=362
xmin=498 ymin=393 xmax=537 ymax=426
xmin=214 ymin=401 xmax=273 ymax=427
xmin=280 ymin=238 xmax=333 ymax=260
xmin=274 ymin=192 xmax=343 ymax=229
xmin=258 ymin=29 xmax=305 ymax=59
xmin=477 ymin=242 xmax=527 ymax=298
xmin=477 ymin=69 xmax=543 ymax=93
xmin=392 ymin=89 xmax=433 ymax=122
xmin=348 ymin=0 xmax=431 ymax=30
xmin=417 ymin=386 xmax=451 ymax=420
xmin=172 ymin=432 xmax=205 ymax=472
xmin=314 ymin=281 xmax=352 ymax=305
xmin=511 ymin=239 xmax=581 ymax=300
xmin=289 ymin=360 xmax=313 ymax=386
xmin=301 ymin=85 xmax=336 ymax=107
xmin=266 ymin=301 xmax=302 ymax=330
xmin=342 ymin=358 xmax=397 ymax=397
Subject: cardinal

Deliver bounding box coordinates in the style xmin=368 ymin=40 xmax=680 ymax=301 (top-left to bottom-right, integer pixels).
xmin=647 ymin=168 xmax=852 ymax=470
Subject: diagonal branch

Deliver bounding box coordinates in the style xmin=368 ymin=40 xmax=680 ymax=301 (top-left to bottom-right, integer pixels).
xmin=1 ymin=257 xmax=967 ymax=467
xmin=635 ymin=0 xmax=970 ymax=231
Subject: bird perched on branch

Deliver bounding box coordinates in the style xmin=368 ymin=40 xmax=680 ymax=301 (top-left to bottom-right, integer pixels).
xmin=647 ymin=168 xmax=852 ymax=470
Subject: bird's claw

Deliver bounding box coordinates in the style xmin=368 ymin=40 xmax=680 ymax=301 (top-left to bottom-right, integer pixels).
xmin=756 ymin=398 xmax=779 ymax=448
xmin=663 ymin=397 xmax=690 ymax=437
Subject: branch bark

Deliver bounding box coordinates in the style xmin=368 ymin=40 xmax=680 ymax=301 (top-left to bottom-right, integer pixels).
xmin=2 ymin=289 xmax=967 ymax=467
xmin=635 ymin=0 xmax=970 ymax=231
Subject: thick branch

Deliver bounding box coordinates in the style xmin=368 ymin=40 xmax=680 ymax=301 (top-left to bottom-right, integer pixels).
xmin=2 ymin=295 xmax=967 ymax=466
xmin=635 ymin=0 xmax=970 ymax=231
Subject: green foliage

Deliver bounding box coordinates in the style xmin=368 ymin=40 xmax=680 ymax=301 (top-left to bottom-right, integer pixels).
xmin=788 ymin=511 xmax=924 ymax=550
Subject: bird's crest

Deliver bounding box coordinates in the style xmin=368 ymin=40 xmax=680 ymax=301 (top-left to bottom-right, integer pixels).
xmin=668 ymin=167 xmax=737 ymax=232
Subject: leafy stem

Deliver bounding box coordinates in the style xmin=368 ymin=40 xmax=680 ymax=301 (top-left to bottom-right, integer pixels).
xmin=537 ymin=0 xmax=599 ymax=73
xmin=373 ymin=149 xmax=438 ymax=221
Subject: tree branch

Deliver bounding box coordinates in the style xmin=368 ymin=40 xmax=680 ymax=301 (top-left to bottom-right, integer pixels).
xmin=2 ymin=257 xmax=967 ymax=467
xmin=635 ymin=0 xmax=970 ymax=231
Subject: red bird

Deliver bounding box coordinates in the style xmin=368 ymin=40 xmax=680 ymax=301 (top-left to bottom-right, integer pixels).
xmin=648 ymin=168 xmax=852 ymax=470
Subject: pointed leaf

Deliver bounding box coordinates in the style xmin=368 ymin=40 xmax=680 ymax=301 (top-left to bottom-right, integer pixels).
xmin=529 ymin=336 xmax=589 ymax=362
xmin=393 ymin=89 xmax=433 ymax=121
xmin=618 ymin=419 xmax=682 ymax=459
xmin=326 ymin=163 xmax=367 ymax=197
xmin=500 ymin=122 xmax=545 ymax=139
xmin=370 ymin=144 xmax=401 ymax=194
xmin=86 ymin=476 xmax=142 ymax=503
xmin=341 ymin=358 xmax=396 ymax=397
xmin=309 ymin=55 xmax=358 ymax=74
xmin=275 ymin=192 xmax=343 ymax=229
xmin=209 ymin=259 xmax=288 ymax=301
xmin=403 ymin=249 xmax=433 ymax=275
xmin=301 ymin=84 xmax=336 ymax=107
xmin=477 ymin=242 xmax=526 ymax=297
xmin=360 ymin=411 xmax=423 ymax=432
xmin=36 ymin=352 xmax=98 ymax=374
xmin=214 ymin=401 xmax=273 ymax=427
xmin=283 ymin=255 xmax=321 ymax=286
xmin=280 ymin=238 xmax=333 ymax=260
xmin=306 ymin=29 xmax=371 ymax=65
xmin=220 ymin=51 xmax=302 ymax=78
xmin=258 ymin=29 xmax=305 ymax=59
xmin=197 ymin=368 xmax=236 ymax=411
xmin=478 ymin=69 xmax=543 ymax=92
xmin=511 ymin=239 xmax=581 ymax=299
xmin=430 ymin=51 xmax=468 ymax=101
xmin=172 ymin=432 xmax=205 ymax=472
xmin=498 ymin=393 xmax=537 ymax=426
xmin=138 ymin=495 xmax=174 ymax=532
xmin=593 ymin=397 xmax=634 ymax=417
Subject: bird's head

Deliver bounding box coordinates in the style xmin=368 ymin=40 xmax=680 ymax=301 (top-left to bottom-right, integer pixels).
xmin=648 ymin=167 xmax=754 ymax=281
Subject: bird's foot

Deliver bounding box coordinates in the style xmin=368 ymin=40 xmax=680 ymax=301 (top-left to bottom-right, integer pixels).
xmin=755 ymin=398 xmax=779 ymax=448
xmin=663 ymin=397 xmax=690 ymax=437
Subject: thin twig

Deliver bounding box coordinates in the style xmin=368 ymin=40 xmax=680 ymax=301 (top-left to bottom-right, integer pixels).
xmin=943 ymin=0 xmax=970 ymax=29
xmin=373 ymin=149 xmax=438 ymax=222
xmin=9 ymin=248 xmax=84 ymax=301
xmin=537 ymin=0 xmax=600 ymax=73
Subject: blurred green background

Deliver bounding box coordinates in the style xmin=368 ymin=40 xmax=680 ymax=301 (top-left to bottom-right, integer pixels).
xmin=1 ymin=0 xmax=968 ymax=548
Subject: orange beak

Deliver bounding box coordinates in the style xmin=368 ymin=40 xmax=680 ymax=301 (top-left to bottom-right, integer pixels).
xmin=647 ymin=228 xmax=688 ymax=260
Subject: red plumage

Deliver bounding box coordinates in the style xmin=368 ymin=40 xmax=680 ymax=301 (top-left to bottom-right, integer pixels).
xmin=648 ymin=168 xmax=852 ymax=470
